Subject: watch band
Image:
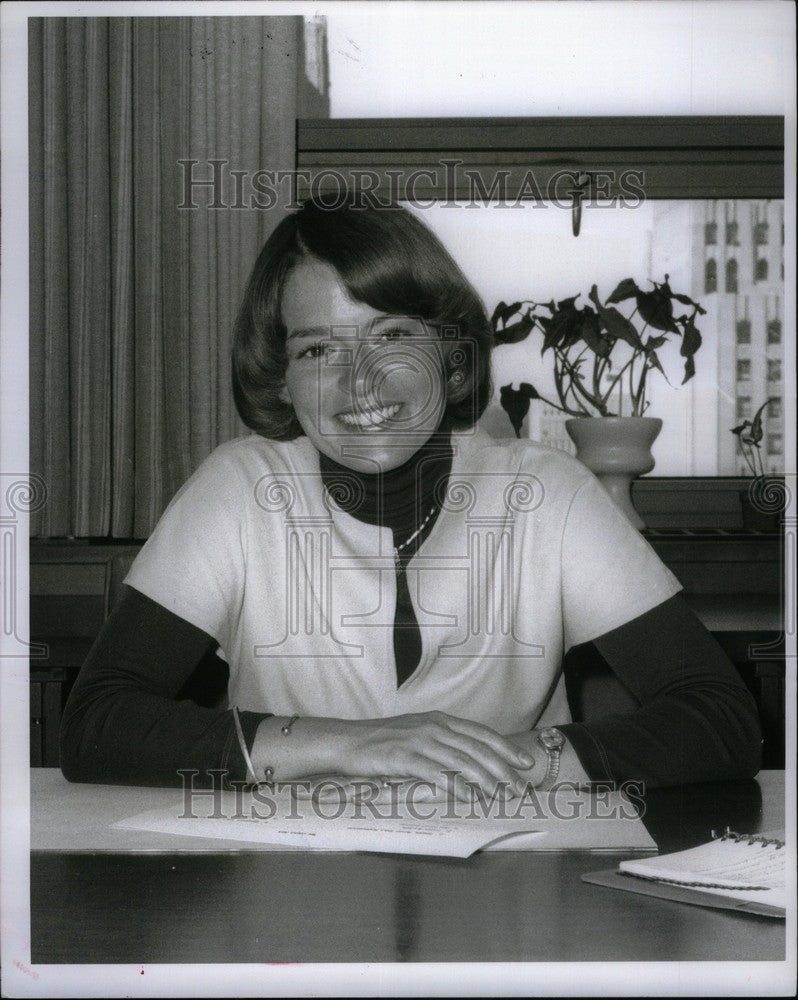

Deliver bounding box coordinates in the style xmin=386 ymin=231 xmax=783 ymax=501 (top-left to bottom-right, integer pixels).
xmin=537 ymin=727 xmax=565 ymax=786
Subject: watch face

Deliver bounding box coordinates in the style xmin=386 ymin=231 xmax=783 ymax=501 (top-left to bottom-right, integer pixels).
xmin=538 ymin=727 xmax=565 ymax=750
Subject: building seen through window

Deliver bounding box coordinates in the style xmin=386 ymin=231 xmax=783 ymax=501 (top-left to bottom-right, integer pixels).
xmin=736 ymin=318 xmax=751 ymax=344
xmin=725 ymin=258 xmax=738 ymax=293
xmin=705 ymin=258 xmax=718 ymax=294
xmin=767 ymin=433 xmax=783 ymax=456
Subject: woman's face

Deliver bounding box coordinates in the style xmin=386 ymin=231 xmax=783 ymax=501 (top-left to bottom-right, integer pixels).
xmin=281 ymin=257 xmax=448 ymax=474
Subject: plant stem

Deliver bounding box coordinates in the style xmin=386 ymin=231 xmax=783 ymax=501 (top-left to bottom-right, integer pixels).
xmin=599 ymin=355 xmax=636 ymax=409
xmin=554 ymin=348 xmax=592 ymax=414
xmin=633 ymin=364 xmax=649 ymax=417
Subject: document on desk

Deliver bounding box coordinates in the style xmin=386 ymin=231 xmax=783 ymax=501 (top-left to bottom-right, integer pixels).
xmin=112 ymin=782 xmax=655 ymax=858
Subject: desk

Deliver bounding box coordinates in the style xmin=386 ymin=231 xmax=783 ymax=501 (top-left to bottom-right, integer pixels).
xmin=30 ymin=770 xmax=785 ymax=964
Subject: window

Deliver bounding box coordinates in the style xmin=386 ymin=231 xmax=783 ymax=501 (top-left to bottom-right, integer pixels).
xmin=736 ymin=396 xmax=750 ymax=419
xmin=755 ymin=258 xmax=769 ymax=281
xmin=768 ymin=397 xmax=782 ymax=419
xmin=755 ymin=221 xmax=769 ymax=245
xmin=298 ymin=118 xmax=785 ymax=476
xmin=735 ymin=319 xmax=751 ymax=345
xmin=767 ymin=434 xmax=782 ymax=456
xmin=726 ymin=220 xmax=739 ymax=246
xmin=737 ymin=359 xmax=751 ymax=382
xmin=704 ymin=222 xmax=717 ymax=245
xmin=767 ymin=359 xmax=781 ymax=382
xmin=705 ymin=259 xmax=717 ymax=294
xmin=767 ymin=319 xmax=782 ymax=344
xmin=725 ymin=258 xmax=738 ymax=293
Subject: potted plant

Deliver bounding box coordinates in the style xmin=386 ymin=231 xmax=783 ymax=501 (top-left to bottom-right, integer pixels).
xmin=731 ymin=398 xmax=785 ymax=532
xmin=494 ymin=276 xmax=705 ymax=528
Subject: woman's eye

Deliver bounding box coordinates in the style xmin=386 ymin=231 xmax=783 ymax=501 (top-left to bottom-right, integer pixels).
xmin=378 ymin=327 xmax=412 ymax=341
xmin=296 ymin=341 xmax=327 ymax=360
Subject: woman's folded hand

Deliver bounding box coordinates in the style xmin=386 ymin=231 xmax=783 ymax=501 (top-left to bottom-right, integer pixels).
xmin=251 ymin=711 xmax=536 ymax=802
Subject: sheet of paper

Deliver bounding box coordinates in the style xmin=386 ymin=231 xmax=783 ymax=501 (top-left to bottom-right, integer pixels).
xmin=114 ymin=803 xmax=535 ymax=858
xmin=112 ymin=781 xmax=654 ymax=857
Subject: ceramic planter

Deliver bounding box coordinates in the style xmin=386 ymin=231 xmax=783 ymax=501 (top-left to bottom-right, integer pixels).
xmin=565 ymin=417 xmax=663 ymax=529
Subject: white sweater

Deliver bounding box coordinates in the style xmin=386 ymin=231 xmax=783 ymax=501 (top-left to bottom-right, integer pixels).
xmin=126 ymin=428 xmax=681 ymax=734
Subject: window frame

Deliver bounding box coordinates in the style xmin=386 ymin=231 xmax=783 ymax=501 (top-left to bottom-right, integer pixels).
xmin=296 ymin=116 xmax=784 ymax=200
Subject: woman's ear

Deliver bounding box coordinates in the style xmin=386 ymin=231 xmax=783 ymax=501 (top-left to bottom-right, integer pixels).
xmin=446 ymin=366 xmax=469 ymax=402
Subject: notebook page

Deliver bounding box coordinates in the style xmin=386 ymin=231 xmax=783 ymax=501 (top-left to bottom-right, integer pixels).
xmin=620 ymin=832 xmax=785 ymax=891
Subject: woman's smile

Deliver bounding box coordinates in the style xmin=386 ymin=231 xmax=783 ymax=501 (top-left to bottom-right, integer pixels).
xmin=335 ymin=402 xmax=403 ymax=429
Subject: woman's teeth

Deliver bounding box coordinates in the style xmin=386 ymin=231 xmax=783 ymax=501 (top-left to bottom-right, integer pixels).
xmin=338 ymin=403 xmax=401 ymax=429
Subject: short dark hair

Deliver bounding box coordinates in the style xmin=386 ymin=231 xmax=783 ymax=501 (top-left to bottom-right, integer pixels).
xmin=232 ymin=200 xmax=493 ymax=439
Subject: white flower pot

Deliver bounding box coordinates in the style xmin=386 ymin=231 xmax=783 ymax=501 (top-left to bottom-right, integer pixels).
xmin=565 ymin=417 xmax=663 ymax=529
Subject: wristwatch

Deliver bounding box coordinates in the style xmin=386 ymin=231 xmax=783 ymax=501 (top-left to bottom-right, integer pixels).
xmin=536 ymin=727 xmax=565 ymax=786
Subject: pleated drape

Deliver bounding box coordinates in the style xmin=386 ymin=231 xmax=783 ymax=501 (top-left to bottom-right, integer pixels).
xmin=29 ymin=16 xmax=317 ymax=537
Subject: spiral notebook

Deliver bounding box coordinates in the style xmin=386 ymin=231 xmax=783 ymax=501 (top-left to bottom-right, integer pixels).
xmin=583 ymin=829 xmax=787 ymax=918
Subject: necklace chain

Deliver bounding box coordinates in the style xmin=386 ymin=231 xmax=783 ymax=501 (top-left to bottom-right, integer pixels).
xmin=394 ymin=504 xmax=437 ymax=559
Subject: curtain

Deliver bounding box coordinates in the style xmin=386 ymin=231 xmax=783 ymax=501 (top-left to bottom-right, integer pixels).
xmin=29 ymin=16 xmax=326 ymax=538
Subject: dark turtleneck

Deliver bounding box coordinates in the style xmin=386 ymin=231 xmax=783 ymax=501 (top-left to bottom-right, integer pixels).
xmin=319 ymin=429 xmax=454 ymax=687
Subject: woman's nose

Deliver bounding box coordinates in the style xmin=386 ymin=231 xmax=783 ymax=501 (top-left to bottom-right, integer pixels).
xmin=347 ymin=341 xmax=392 ymax=400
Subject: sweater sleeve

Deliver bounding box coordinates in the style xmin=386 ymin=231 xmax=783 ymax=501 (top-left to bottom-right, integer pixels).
xmin=60 ymin=586 xmax=272 ymax=788
xmin=557 ymin=593 xmax=763 ymax=788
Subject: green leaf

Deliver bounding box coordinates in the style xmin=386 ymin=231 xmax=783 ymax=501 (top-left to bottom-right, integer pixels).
xmin=680 ymin=315 xmax=702 ymax=358
xmin=748 ymin=397 xmax=776 ymax=445
xmin=493 ymin=312 xmax=535 ymax=345
xmin=491 ymin=301 xmax=523 ymax=331
xmin=606 ymin=278 xmax=639 ymax=304
xmin=499 ymin=383 xmax=534 ymax=437
xmin=647 ymin=349 xmax=669 ymax=381
xmin=490 ymin=301 xmax=508 ymax=327
xmin=730 ymin=421 xmax=751 ymax=437
xmin=577 ymin=309 xmax=611 ymax=357
xmin=600 ymin=306 xmax=643 ymax=349
xmin=539 ymin=310 xmax=572 ymax=354
xmin=670 ymin=293 xmax=707 ymax=317
xmin=518 ymin=382 xmax=540 ymax=399
xmin=682 ymin=354 xmax=695 ymax=384
xmin=636 ymin=287 xmax=678 ymax=332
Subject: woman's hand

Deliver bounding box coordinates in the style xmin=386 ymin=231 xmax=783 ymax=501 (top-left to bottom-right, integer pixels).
xmin=342 ymin=711 xmax=537 ymax=801
xmin=251 ymin=711 xmax=535 ymax=802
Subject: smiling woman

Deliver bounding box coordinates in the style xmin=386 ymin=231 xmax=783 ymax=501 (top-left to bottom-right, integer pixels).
xmin=60 ymin=199 xmax=761 ymax=799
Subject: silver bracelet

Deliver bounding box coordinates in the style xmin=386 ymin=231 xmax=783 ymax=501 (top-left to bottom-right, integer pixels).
xmin=261 ymin=715 xmax=301 ymax=784
xmin=281 ymin=714 xmax=300 ymax=736
xmin=233 ymin=710 xmax=301 ymax=786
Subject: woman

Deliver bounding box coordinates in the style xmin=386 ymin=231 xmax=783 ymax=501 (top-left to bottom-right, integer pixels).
xmin=60 ymin=200 xmax=761 ymax=796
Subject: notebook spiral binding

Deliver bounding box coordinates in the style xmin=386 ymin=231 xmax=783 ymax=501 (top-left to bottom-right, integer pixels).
xmin=710 ymin=826 xmax=785 ymax=849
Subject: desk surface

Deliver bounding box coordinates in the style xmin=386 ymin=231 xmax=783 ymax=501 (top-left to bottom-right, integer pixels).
xmin=30 ymin=770 xmax=786 ymax=964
